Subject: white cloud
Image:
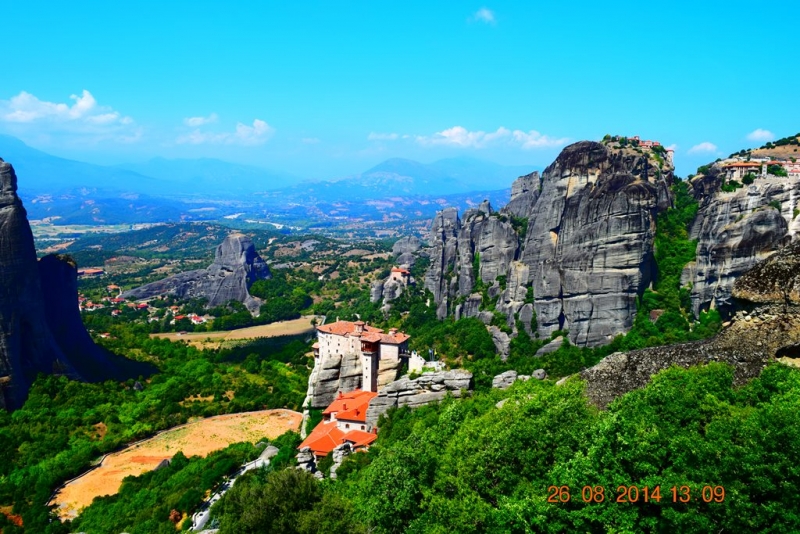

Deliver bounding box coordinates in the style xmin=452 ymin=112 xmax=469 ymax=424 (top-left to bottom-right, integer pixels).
xmin=688 ymin=141 xmax=718 ymax=154
xmin=368 ymin=132 xmax=399 ymax=141
xmin=0 ymin=90 xmax=138 ymax=142
xmin=473 ymin=8 xmax=495 ymax=24
xmin=746 ymin=128 xmax=775 ymax=142
xmin=176 ymin=118 xmax=274 ymax=146
xmin=184 ymin=113 xmax=218 ymax=127
xmin=416 ymin=125 xmax=568 ymax=150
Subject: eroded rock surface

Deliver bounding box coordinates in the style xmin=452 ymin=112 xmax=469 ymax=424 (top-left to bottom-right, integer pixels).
xmin=520 ymin=141 xmax=672 ymax=346
xmin=122 ymin=233 xmax=271 ymax=313
xmin=366 ymin=369 xmax=473 ymax=426
xmin=683 ymin=174 xmax=799 ymax=317
xmin=580 ymin=241 xmax=800 ymax=408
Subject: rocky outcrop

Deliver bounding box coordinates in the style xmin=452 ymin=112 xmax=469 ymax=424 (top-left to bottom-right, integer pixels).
xmin=520 ymin=141 xmax=673 ymax=346
xmin=579 ymin=241 xmax=800 ymax=408
xmin=424 ymin=207 xmax=461 ymax=319
xmin=424 ymin=202 xmax=519 ymax=321
xmin=304 ymin=347 xmax=403 ymax=410
xmin=392 ymin=236 xmax=421 ymax=266
xmin=578 ymin=305 xmax=798 ymax=408
xmin=329 ymin=443 xmax=352 ymax=480
xmin=0 ymin=158 xmax=151 ymax=410
xmin=122 ymin=233 xmax=271 ymax=313
xmin=366 ymin=369 xmax=473 ymax=427
xmin=423 ymin=141 xmax=673 ymax=349
xmin=683 ymin=175 xmax=799 ymax=317
xmin=503 ymin=171 xmax=540 ymax=219
xmin=305 ymin=351 xmax=363 ymax=409
xmin=489 ymin=326 xmax=511 ymax=361
xmin=732 ymin=239 xmax=800 ymax=305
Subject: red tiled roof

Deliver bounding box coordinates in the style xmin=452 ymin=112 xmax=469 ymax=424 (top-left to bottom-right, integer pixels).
xmin=298 ymin=421 xmax=378 ymax=456
xmin=343 ymin=429 xmax=378 ymax=448
xmin=323 ymin=390 xmax=377 ymax=422
xmin=316 ymin=320 xmax=383 ymax=336
xmin=391 ymin=267 xmax=411 ymax=274
xmin=362 ymin=331 xmax=410 ymax=345
xmin=299 ymin=421 xmax=345 ymax=457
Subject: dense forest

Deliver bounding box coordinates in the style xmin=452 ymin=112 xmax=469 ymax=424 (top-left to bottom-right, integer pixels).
xmin=202 ymin=362 xmax=800 ymax=533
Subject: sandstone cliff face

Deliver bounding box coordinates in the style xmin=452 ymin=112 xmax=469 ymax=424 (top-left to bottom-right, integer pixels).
xmin=683 ymin=175 xmax=799 ymax=317
xmin=520 ymin=141 xmax=672 ymax=346
xmin=122 ymin=233 xmax=271 ymax=313
xmin=0 ymin=158 xmax=150 ymax=410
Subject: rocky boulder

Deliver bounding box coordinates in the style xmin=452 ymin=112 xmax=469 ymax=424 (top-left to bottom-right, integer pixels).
xmin=366 ymin=369 xmax=473 ymax=427
xmin=733 ymin=238 xmax=800 ymax=306
xmin=122 ymin=233 xmax=271 ymax=313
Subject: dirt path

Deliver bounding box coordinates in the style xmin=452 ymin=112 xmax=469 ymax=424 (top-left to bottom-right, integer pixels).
xmin=51 ymin=409 xmax=302 ymax=521
xmin=151 ymin=316 xmax=318 ymax=349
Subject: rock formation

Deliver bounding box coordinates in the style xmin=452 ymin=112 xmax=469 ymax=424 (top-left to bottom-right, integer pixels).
xmin=365 ymin=369 xmax=473 ymax=427
xmin=682 ymin=172 xmax=799 ymax=317
xmin=579 ymin=241 xmax=800 ymax=408
xmin=732 ymin=238 xmax=800 ymax=305
xmin=519 ymin=141 xmax=672 ymax=346
xmin=503 ymin=171 xmax=540 ymax=219
xmin=392 ymin=235 xmax=421 ymax=266
xmin=304 ymin=349 xmax=401 ymax=410
xmin=422 ymin=141 xmax=674 ymax=348
xmin=122 ymin=233 xmax=271 ymax=313
xmin=0 ymin=158 xmax=151 ymax=410
xmin=424 ymin=201 xmax=519 ymax=321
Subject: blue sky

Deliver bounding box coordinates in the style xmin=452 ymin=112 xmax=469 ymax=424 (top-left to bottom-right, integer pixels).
xmin=1 ymin=1 xmax=798 ymax=180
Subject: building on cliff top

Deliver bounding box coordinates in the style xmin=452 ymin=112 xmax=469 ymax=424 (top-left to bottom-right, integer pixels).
xmin=299 ymin=389 xmax=378 ymax=458
xmin=313 ymin=320 xmax=410 ymax=393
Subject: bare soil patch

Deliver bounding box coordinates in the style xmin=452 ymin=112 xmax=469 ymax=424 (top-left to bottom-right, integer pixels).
xmin=150 ymin=316 xmax=318 ymax=349
xmin=51 ymin=409 xmax=301 ymax=520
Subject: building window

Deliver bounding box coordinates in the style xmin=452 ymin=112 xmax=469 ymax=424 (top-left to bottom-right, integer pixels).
xmin=361 ymin=425 xmax=365 ymax=430
xmin=346 ymin=424 xmax=350 ymax=429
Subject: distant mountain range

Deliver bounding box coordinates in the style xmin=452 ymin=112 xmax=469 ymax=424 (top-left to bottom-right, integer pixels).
xmin=0 ymin=135 xmax=538 ymax=224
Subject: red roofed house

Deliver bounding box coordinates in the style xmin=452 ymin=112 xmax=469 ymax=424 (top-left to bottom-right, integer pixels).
xmin=315 ymin=320 xmax=411 ymax=392
xmin=389 ymin=267 xmax=411 ymax=284
xmin=299 ymin=389 xmax=378 ymax=458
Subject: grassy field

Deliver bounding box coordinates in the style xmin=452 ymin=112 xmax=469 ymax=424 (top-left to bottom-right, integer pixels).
xmin=50 ymin=409 xmax=302 ymax=520
xmin=150 ymin=316 xmax=318 ymax=349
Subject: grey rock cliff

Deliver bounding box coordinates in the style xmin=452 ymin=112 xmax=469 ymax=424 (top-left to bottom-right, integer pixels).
xmin=424 ymin=202 xmax=519 ymax=321
xmin=503 ymin=171 xmax=541 ymax=219
xmin=520 ymin=141 xmax=673 ymax=346
xmin=580 ymin=242 xmax=800 ymax=408
xmin=366 ymin=369 xmax=473 ymax=426
xmin=683 ymin=175 xmax=799 ymax=317
xmin=0 ymin=158 xmax=150 ymax=410
xmin=122 ymin=233 xmax=271 ymax=313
